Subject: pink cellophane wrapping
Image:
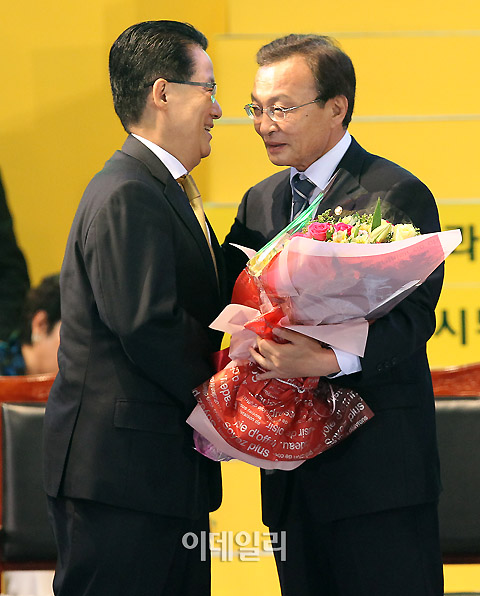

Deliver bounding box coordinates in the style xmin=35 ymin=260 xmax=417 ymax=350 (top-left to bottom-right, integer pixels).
xmin=187 ymin=228 xmax=461 ymax=469
xmin=221 ymin=230 xmax=462 ymax=358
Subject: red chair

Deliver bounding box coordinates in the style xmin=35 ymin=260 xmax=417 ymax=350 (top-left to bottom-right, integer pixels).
xmin=0 ymin=373 xmax=57 ymax=582
xmin=432 ymin=362 xmax=480 ymax=398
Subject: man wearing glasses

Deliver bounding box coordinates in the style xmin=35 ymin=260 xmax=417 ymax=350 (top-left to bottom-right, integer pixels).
xmin=44 ymin=20 xmax=225 ymax=596
xmin=224 ymin=35 xmax=444 ymax=595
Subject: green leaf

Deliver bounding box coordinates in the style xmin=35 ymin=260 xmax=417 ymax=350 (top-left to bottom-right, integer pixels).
xmin=371 ymin=198 xmax=382 ymax=230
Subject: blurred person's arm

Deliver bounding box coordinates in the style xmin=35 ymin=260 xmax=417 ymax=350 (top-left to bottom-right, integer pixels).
xmin=0 ymin=173 xmax=30 ymax=340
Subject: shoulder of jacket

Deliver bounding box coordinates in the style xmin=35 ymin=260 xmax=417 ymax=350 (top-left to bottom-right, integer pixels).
xmin=249 ymin=169 xmax=290 ymax=193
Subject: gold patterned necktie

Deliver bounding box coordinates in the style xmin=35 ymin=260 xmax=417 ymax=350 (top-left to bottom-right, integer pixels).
xmin=177 ymin=173 xmax=218 ymax=283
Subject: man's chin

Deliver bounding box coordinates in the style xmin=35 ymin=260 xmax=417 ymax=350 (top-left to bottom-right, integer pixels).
xmin=266 ymin=152 xmax=288 ymax=167
xmin=265 ymin=145 xmax=289 ymax=166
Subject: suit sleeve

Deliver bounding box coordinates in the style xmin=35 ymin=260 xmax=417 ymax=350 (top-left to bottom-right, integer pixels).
xmin=0 ymin=174 xmax=30 ymax=340
xmin=340 ymin=176 xmax=443 ymax=387
xmin=222 ymin=188 xmax=252 ymax=298
xmin=222 ymin=185 xmax=277 ymax=298
xmin=83 ymin=180 xmax=216 ymax=407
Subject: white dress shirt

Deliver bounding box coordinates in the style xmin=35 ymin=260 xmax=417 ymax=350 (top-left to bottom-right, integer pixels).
xmin=131 ymin=134 xmax=187 ymax=179
xmin=289 ymin=130 xmax=352 ymax=200
xmin=131 ymin=134 xmax=213 ymax=244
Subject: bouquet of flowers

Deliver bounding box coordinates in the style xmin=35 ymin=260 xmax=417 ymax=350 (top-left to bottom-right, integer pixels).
xmin=188 ymin=179 xmax=462 ymax=470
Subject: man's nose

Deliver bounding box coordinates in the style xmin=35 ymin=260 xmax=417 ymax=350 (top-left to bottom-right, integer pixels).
xmin=212 ymin=99 xmax=222 ymax=119
xmin=257 ymin=111 xmax=277 ymax=135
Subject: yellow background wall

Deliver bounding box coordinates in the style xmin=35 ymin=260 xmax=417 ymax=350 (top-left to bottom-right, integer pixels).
xmin=1 ymin=2 xmax=479 ymax=594
xmin=0 ymin=0 xmax=224 ymax=285
xmin=2 ymin=0 xmax=479 ymax=369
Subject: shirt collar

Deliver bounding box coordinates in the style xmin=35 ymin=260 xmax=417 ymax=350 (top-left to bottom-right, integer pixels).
xmin=131 ymin=134 xmax=188 ymax=179
xmin=289 ymin=130 xmax=352 ymax=196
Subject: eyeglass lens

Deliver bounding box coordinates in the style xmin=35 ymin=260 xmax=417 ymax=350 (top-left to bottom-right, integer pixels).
xmin=245 ymin=105 xmax=284 ymax=121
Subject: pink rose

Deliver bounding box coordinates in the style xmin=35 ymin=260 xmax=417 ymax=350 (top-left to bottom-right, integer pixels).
xmin=291 ymin=232 xmax=310 ymax=238
xmin=307 ymin=222 xmax=332 ymax=241
xmin=334 ymin=222 xmax=352 ymax=236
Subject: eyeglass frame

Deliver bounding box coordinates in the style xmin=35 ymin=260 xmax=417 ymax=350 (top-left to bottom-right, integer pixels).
xmin=144 ymin=78 xmax=217 ymax=103
xmin=244 ymin=98 xmax=324 ymax=121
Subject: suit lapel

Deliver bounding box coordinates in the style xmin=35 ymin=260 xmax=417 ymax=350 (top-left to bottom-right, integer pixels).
xmin=271 ymin=172 xmax=293 ymax=237
xmin=314 ymin=137 xmax=370 ymax=216
xmin=121 ymin=136 xmax=220 ymax=294
xmin=207 ymin=219 xmax=228 ymax=303
xmin=316 ymin=169 xmax=362 ymax=215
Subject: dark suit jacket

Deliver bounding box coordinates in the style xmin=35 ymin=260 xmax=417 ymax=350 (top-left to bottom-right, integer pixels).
xmin=223 ymin=137 xmax=443 ymax=527
xmin=0 ymin=172 xmax=29 ymax=340
xmin=44 ymin=135 xmax=226 ymax=519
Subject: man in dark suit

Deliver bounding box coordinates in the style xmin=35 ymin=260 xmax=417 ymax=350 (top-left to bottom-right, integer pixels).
xmin=44 ymin=21 xmax=226 ymax=596
xmin=224 ymin=35 xmax=444 ymax=595
xmin=0 ymin=172 xmax=29 ymax=340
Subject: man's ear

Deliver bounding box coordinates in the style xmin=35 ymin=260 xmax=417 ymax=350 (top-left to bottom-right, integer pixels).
xmin=151 ymin=78 xmax=168 ymax=107
xmin=331 ymin=95 xmax=348 ymax=122
xmin=31 ymin=310 xmax=49 ymax=342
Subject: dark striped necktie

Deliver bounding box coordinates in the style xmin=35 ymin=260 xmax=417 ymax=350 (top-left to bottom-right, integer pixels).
xmin=291 ymin=174 xmax=316 ymax=220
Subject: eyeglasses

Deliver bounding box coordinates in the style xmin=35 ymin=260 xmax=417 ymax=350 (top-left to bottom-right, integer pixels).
xmin=244 ymin=98 xmax=323 ymax=122
xmin=144 ymin=79 xmax=217 ymax=103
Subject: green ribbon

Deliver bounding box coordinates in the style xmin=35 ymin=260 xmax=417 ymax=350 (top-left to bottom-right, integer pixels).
xmin=248 ymin=190 xmax=327 ymax=277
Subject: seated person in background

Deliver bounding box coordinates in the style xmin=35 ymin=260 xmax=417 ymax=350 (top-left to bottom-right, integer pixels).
xmin=0 ymin=273 xmax=60 ymax=375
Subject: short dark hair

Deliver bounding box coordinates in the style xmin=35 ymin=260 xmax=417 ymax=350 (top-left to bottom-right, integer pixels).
xmin=256 ymin=34 xmax=356 ymax=127
xmin=109 ymin=20 xmax=208 ymax=132
xmin=19 ymin=274 xmax=61 ymax=345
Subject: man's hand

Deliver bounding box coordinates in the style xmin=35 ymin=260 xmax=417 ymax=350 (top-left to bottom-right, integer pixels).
xmin=249 ymin=327 xmax=341 ymax=380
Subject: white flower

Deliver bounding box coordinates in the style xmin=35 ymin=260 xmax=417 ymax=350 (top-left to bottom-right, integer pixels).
xmin=351 ymin=230 xmax=370 ymax=244
xmin=392 ymin=223 xmax=418 ymax=241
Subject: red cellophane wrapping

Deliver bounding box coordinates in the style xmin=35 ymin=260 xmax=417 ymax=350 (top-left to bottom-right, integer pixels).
xmin=188 ymin=269 xmax=374 ymax=470
xmin=193 ymin=360 xmax=372 ymax=468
